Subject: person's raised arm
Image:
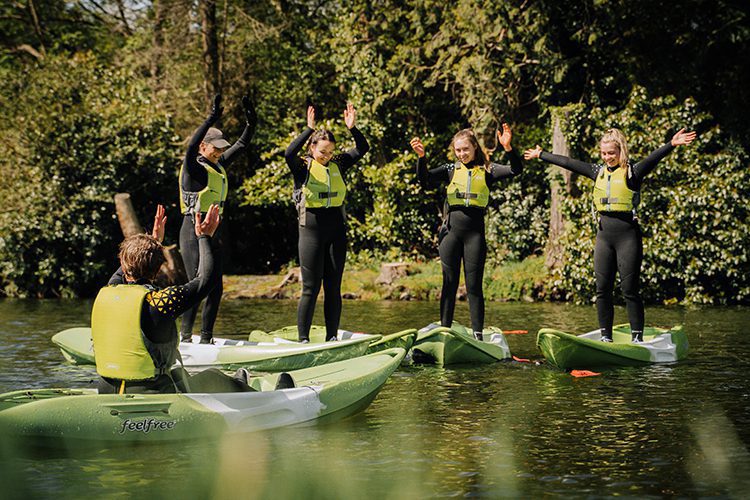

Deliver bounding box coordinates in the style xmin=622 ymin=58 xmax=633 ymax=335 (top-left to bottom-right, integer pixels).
xmin=524 ymin=144 xmax=598 ymax=180
xmin=221 ymin=95 xmax=257 ymax=166
xmin=631 ymin=128 xmax=697 ymax=181
xmin=411 ymin=137 xmax=450 ymax=188
xmin=335 ymin=103 xmax=370 ymax=170
xmin=489 ymin=124 xmax=523 ymax=179
xmin=285 ymin=106 xmax=315 ymax=174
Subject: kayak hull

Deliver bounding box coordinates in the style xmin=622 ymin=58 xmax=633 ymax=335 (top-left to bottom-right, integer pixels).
xmin=52 ymin=327 xmax=374 ymax=372
xmin=0 ymin=348 xmax=406 ymax=449
xmin=412 ymin=323 xmax=511 ymax=365
xmin=536 ymin=324 xmax=689 ymax=369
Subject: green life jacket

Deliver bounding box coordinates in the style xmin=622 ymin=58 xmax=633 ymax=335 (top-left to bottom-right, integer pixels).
xmin=446 ymin=162 xmax=490 ymax=208
xmin=592 ymin=164 xmax=639 ymax=212
xmin=293 ymin=158 xmax=347 ymax=225
xmin=91 ymin=285 xmax=177 ymax=381
xmin=179 ymin=159 xmax=228 ymax=215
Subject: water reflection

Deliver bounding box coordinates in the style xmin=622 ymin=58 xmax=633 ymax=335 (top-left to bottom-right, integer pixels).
xmin=1 ymin=299 xmax=750 ymax=497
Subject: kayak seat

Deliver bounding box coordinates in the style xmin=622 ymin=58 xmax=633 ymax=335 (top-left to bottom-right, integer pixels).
xmin=275 ymin=372 xmax=296 ymax=390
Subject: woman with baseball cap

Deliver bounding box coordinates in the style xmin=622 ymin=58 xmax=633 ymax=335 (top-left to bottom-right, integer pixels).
xmin=178 ymin=94 xmax=256 ymax=344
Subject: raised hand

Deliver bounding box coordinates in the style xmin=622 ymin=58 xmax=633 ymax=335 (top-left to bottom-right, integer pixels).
xmin=209 ymin=94 xmax=223 ymax=121
xmin=306 ymin=105 xmax=315 ymax=129
xmin=242 ymin=95 xmax=256 ymax=127
xmin=151 ymin=204 xmax=167 ymax=243
xmin=671 ymin=128 xmax=697 ymax=147
xmin=410 ymin=137 xmax=425 ymax=158
xmin=194 ymin=204 xmax=221 ymax=238
xmin=497 ymin=123 xmax=513 ymax=151
xmin=343 ymin=103 xmax=356 ymax=129
xmin=523 ymin=145 xmax=542 ymax=160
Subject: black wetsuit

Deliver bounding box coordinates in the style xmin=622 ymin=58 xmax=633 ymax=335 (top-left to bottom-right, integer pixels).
xmin=179 ymin=117 xmax=253 ymax=343
xmin=101 ymin=237 xmax=249 ymax=394
xmin=417 ymin=150 xmax=523 ymax=334
xmin=539 ymin=143 xmax=675 ymax=340
xmin=285 ymin=127 xmax=369 ymax=341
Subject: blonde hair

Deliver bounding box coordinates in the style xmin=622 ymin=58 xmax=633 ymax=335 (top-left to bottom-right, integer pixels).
xmin=450 ymin=129 xmax=490 ymax=170
xmin=600 ymin=128 xmax=629 ymax=169
xmin=119 ymin=234 xmax=164 ymax=281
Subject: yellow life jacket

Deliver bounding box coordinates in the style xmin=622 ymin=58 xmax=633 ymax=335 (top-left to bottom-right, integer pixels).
xmin=446 ymin=162 xmax=490 ymax=208
xmin=301 ymin=158 xmax=347 ymax=208
xmin=179 ymin=159 xmax=228 ymax=215
xmin=91 ymin=285 xmax=171 ymax=381
xmin=592 ymin=165 xmax=639 ymax=212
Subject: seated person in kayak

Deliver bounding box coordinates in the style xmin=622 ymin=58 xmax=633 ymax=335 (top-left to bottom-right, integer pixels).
xmin=93 ymin=204 xmax=250 ymax=394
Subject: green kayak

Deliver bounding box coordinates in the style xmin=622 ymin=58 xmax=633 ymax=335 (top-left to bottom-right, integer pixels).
xmin=0 ymin=347 xmax=406 ymax=449
xmin=52 ymin=327 xmax=377 ymax=372
xmin=412 ymin=323 xmax=512 ymax=365
xmin=536 ymin=324 xmax=689 ymax=369
xmin=248 ymin=326 xmax=418 ymax=355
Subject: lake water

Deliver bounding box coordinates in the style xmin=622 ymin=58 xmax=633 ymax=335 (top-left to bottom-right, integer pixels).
xmin=1 ymin=299 xmax=749 ymax=498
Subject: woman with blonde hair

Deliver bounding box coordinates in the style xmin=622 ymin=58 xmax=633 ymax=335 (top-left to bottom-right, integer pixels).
xmin=410 ymin=125 xmax=523 ymax=340
xmin=524 ymin=127 xmax=696 ymax=342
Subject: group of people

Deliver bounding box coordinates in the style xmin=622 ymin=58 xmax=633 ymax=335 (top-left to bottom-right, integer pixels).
xmin=90 ymin=93 xmax=696 ymax=394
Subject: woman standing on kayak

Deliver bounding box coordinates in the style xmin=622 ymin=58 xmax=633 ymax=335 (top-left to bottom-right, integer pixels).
xmin=285 ymin=103 xmax=369 ymax=343
xmin=410 ymin=125 xmax=523 ymax=340
xmin=524 ymin=127 xmax=696 ymax=343
xmin=179 ymin=94 xmax=256 ymax=345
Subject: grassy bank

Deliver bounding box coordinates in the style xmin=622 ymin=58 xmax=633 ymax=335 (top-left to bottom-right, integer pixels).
xmin=224 ymin=256 xmax=548 ymax=301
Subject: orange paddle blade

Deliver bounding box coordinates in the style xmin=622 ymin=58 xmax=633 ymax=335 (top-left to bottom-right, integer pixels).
xmin=570 ymin=370 xmax=601 ymax=378
xmin=503 ymin=330 xmax=528 ymax=335
xmin=512 ymin=355 xmax=531 ymax=363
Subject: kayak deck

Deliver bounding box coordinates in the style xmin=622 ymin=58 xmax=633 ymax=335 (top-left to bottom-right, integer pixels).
xmin=412 ymin=323 xmax=511 ymax=365
xmin=248 ymin=325 xmax=418 ymax=355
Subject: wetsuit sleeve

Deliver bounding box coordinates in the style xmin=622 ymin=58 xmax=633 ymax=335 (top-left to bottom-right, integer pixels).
xmin=142 ymin=236 xmax=216 ymax=343
xmin=107 ymin=267 xmax=126 ymax=285
xmin=285 ymin=128 xmax=314 ymax=186
xmin=630 ymin=143 xmax=675 ymax=184
xmin=220 ymin=122 xmax=255 ymax=166
xmin=417 ymin=157 xmax=452 ymax=189
xmin=333 ymin=127 xmax=369 ymax=172
xmin=182 ymin=116 xmax=217 ymax=190
xmin=488 ymin=149 xmax=523 ymax=182
xmin=539 ymin=151 xmax=599 ymax=180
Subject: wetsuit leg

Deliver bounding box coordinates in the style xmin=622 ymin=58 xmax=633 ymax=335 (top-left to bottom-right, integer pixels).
xmin=439 ymin=230 xmax=463 ymax=328
xmin=463 ymin=229 xmax=487 ymax=333
xmin=297 ymin=224 xmax=325 ymax=341
xmin=322 ymin=230 xmax=347 ymax=341
xmin=594 ymin=223 xmax=617 ymax=338
xmin=179 ymin=216 xmax=200 ymax=340
xmin=615 ymin=223 xmax=644 ymax=338
xmin=199 ymin=235 xmax=223 ymax=342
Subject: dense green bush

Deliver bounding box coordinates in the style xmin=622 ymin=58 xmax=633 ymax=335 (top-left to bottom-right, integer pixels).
xmin=548 ymin=87 xmax=750 ymax=304
xmin=0 ymin=54 xmax=180 ymax=297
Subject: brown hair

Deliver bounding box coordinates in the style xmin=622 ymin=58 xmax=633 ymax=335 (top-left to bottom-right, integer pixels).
xmin=306 ymin=129 xmax=336 ymax=156
xmin=118 ymin=234 xmax=165 ymax=281
xmin=450 ymin=129 xmax=490 ymax=170
xmin=600 ymin=128 xmax=630 ymax=170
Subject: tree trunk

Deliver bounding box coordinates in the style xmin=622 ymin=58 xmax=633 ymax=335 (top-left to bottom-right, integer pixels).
xmin=151 ymin=0 xmax=166 ymax=81
xmin=114 ymin=193 xmax=187 ymax=285
xmin=199 ymin=0 xmax=221 ymax=107
xmin=544 ymin=113 xmax=578 ymax=270
xmin=27 ymin=0 xmax=47 ymax=58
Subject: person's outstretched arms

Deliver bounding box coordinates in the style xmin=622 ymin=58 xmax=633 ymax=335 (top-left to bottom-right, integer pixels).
xmin=524 ymin=144 xmax=599 ymax=180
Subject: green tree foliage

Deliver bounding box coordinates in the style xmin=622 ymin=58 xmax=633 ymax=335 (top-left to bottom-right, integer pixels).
xmin=550 ymin=87 xmax=750 ymax=305
xmin=0 ymin=54 xmax=179 ymax=297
